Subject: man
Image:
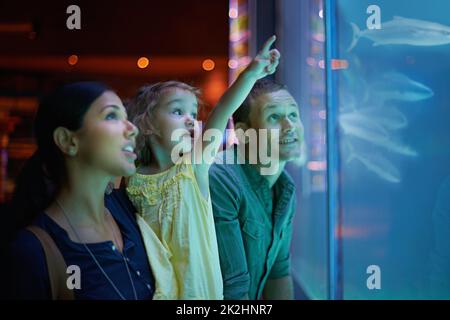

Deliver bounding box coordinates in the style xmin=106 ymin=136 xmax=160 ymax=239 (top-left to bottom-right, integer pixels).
xmin=209 ymin=78 xmax=304 ymax=300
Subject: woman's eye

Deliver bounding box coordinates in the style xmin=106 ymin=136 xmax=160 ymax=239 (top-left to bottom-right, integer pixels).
xmin=172 ymin=109 xmax=183 ymax=116
xmin=105 ymin=112 xmax=118 ymax=120
xmin=191 ymin=113 xmax=198 ymax=119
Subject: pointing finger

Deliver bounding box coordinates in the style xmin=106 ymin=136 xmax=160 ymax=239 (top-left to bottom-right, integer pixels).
xmin=259 ymin=35 xmax=277 ymax=55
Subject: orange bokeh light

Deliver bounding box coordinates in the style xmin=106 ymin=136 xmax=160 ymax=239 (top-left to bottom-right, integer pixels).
xmin=331 ymin=59 xmax=349 ymax=70
xmin=202 ymin=59 xmax=215 ymax=71
xmin=68 ymin=55 xmax=78 ymax=66
xmin=137 ymin=57 xmax=149 ymax=69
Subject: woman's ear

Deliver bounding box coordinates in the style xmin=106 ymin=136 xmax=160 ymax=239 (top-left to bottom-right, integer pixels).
xmin=53 ymin=127 xmax=78 ymax=156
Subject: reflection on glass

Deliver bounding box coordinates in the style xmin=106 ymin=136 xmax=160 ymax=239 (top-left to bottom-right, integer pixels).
xmin=333 ymin=0 xmax=450 ymax=299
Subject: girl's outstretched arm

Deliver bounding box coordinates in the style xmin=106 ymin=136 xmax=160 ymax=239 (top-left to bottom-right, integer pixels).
xmin=199 ymin=35 xmax=281 ymax=164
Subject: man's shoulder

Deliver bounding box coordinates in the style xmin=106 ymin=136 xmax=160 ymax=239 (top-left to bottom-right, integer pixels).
xmin=211 ymin=148 xmax=243 ymax=178
xmin=278 ymin=170 xmax=297 ymax=211
xmin=209 ymin=149 xmax=250 ymax=202
xmin=281 ymin=169 xmax=295 ymax=187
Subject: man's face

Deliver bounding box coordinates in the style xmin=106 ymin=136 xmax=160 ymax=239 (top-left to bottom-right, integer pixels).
xmin=247 ymin=89 xmax=304 ymax=162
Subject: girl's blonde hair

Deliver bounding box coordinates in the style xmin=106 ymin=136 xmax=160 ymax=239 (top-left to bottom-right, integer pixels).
xmin=126 ymin=81 xmax=202 ymax=166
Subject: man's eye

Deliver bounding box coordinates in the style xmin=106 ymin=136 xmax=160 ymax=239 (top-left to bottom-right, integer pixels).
xmin=268 ymin=114 xmax=279 ymax=121
xmin=105 ymin=112 xmax=118 ymax=120
xmin=289 ymin=113 xmax=298 ymax=119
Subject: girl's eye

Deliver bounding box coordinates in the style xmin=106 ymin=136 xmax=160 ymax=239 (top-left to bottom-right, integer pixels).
xmin=172 ymin=109 xmax=183 ymax=116
xmin=191 ymin=113 xmax=198 ymax=119
xmin=105 ymin=112 xmax=118 ymax=120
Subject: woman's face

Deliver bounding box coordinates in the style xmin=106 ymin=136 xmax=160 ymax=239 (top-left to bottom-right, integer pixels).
xmin=74 ymin=91 xmax=139 ymax=177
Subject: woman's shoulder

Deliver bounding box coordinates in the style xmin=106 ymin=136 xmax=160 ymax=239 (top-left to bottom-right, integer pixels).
xmin=11 ymin=227 xmax=46 ymax=260
xmin=10 ymin=226 xmax=51 ymax=299
xmin=11 ymin=213 xmax=53 ymax=254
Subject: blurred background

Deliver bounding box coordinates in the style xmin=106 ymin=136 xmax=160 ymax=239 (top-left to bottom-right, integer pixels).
xmin=1 ymin=0 xmax=449 ymax=299
xmin=0 ymin=0 xmax=230 ymax=202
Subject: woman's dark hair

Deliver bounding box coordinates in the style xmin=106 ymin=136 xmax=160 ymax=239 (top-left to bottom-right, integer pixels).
xmin=10 ymin=81 xmax=111 ymax=229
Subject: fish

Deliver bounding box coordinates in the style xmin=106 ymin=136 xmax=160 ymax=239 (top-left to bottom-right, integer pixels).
xmin=341 ymin=121 xmax=417 ymax=156
xmin=370 ymin=72 xmax=434 ymax=102
xmin=340 ymin=107 xmax=417 ymax=156
xmin=345 ymin=141 xmax=402 ymax=183
xmin=348 ymin=16 xmax=450 ymax=51
xmin=357 ymin=106 xmax=408 ymax=130
xmin=374 ymin=138 xmax=418 ymax=157
xmin=340 ymin=113 xmax=390 ymax=144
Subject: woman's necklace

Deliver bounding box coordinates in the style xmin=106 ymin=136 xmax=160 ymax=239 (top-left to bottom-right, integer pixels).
xmin=56 ymin=199 xmax=138 ymax=300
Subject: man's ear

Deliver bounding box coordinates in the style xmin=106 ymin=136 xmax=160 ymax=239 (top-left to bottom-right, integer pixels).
xmin=53 ymin=127 xmax=78 ymax=156
xmin=234 ymin=121 xmax=249 ymax=132
xmin=234 ymin=121 xmax=251 ymax=145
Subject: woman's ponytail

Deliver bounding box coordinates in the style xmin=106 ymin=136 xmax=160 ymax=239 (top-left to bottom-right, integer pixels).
xmin=10 ymin=151 xmax=56 ymax=229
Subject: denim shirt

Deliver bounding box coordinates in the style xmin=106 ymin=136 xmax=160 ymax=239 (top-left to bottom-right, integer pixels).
xmin=209 ymin=146 xmax=296 ymax=300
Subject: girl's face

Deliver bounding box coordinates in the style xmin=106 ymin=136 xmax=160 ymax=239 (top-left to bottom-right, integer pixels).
xmin=151 ymin=88 xmax=200 ymax=155
xmin=74 ymin=91 xmax=139 ymax=177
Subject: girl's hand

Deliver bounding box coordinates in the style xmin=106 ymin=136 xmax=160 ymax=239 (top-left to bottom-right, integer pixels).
xmin=200 ymin=36 xmax=280 ymax=175
xmin=245 ymin=35 xmax=281 ymax=80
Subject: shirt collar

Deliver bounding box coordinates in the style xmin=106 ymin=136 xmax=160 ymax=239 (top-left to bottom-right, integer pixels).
xmin=233 ymin=146 xmax=295 ymax=215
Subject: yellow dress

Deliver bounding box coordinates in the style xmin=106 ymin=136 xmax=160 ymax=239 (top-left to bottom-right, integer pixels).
xmin=126 ymin=161 xmax=224 ymax=300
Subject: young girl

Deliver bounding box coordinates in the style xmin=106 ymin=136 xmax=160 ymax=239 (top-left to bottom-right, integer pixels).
xmin=10 ymin=82 xmax=155 ymax=300
xmin=125 ymin=36 xmax=280 ymax=299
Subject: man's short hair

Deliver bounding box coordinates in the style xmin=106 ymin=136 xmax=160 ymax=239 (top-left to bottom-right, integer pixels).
xmin=233 ymin=78 xmax=288 ymax=125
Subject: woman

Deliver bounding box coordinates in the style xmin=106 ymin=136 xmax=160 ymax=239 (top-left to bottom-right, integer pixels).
xmin=9 ymin=82 xmax=155 ymax=300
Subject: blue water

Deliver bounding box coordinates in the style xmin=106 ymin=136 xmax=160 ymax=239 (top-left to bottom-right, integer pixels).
xmin=333 ymin=0 xmax=450 ymax=299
